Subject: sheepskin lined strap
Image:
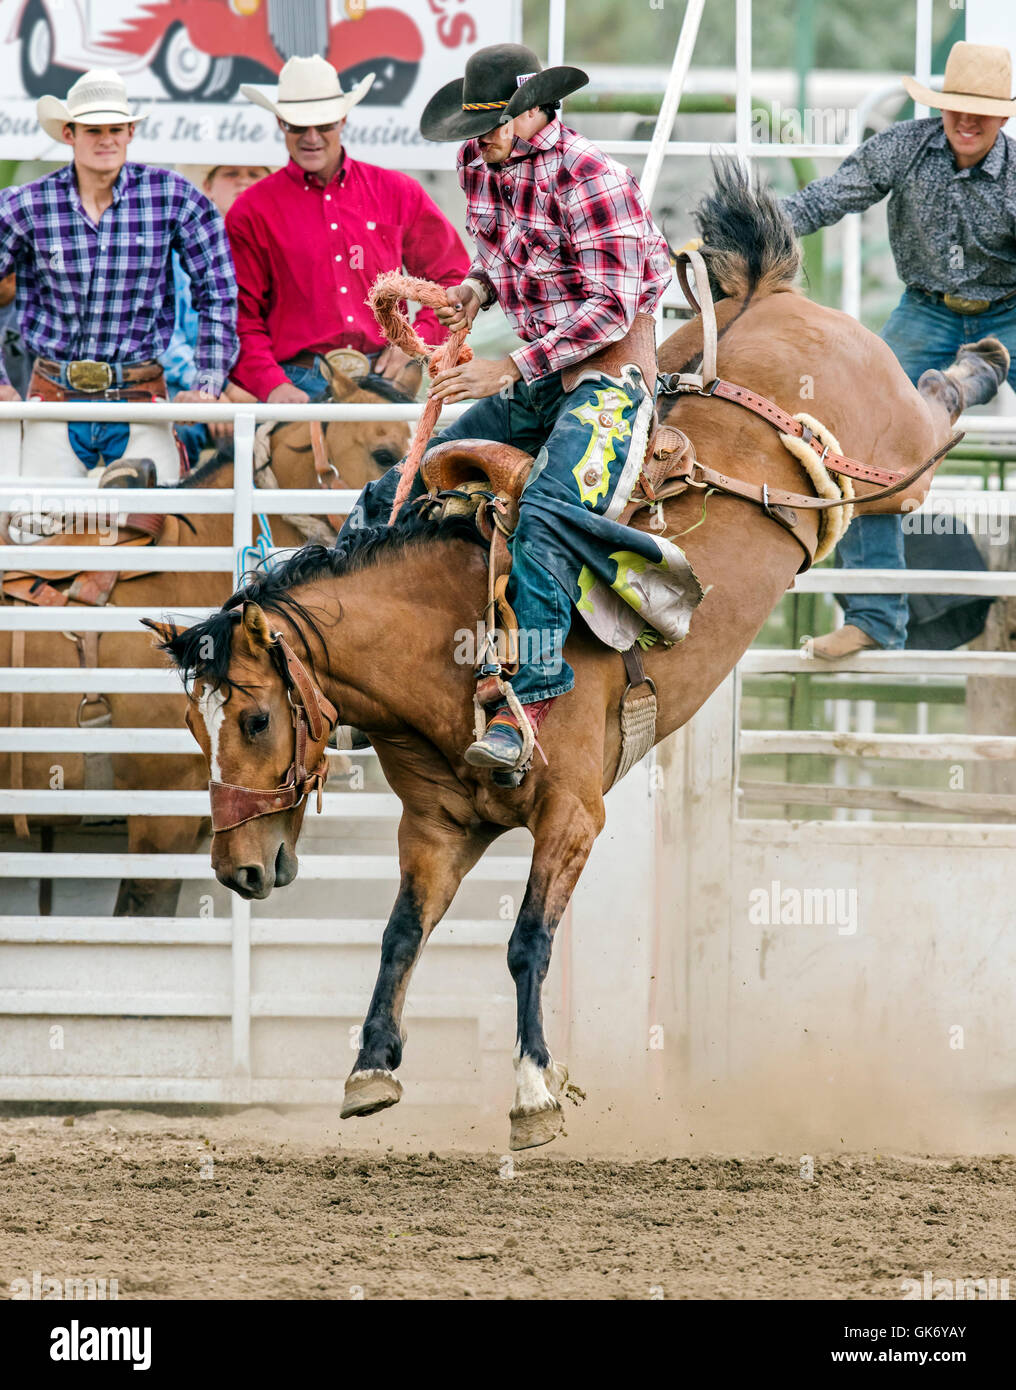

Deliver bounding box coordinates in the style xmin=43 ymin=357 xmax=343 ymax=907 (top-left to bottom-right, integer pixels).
xmin=660 ymin=431 xmax=963 ymax=573
xmin=709 ymin=381 xmax=903 ymax=486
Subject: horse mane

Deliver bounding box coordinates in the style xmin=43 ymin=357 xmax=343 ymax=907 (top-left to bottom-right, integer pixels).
xmin=172 ymin=450 xmax=233 ymax=487
xmin=354 ymin=372 xmax=416 ymax=405
xmin=693 ymin=159 xmax=800 ymax=303
xmin=152 ymin=505 xmax=483 ymax=689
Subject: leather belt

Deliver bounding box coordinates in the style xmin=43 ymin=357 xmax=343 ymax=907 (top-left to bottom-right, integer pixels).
xmin=30 ymin=358 xmax=166 ymax=404
xmin=284 ymin=349 xmax=382 ymax=370
xmin=285 ymin=351 xmax=326 ymax=369
xmin=916 ymin=287 xmax=1016 ymax=315
xmin=35 ymin=357 xmax=164 ymax=392
xmin=658 ymin=373 xmax=904 ymax=489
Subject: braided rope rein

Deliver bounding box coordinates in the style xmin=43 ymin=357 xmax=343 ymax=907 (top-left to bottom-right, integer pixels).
xmin=367 ymin=271 xmax=474 ymax=522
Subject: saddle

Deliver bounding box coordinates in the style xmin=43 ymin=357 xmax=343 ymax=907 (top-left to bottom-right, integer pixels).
xmin=0 ymin=458 xmax=173 ymax=608
xmin=421 ymin=426 xmax=693 ymax=532
xmin=420 ymin=431 xmax=689 ymax=789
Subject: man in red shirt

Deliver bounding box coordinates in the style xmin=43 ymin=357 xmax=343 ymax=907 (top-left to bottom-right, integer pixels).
xmin=227 ymin=55 xmax=469 ymax=404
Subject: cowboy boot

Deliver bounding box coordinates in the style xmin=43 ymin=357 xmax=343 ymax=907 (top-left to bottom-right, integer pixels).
xmin=464 ymin=711 xmax=525 ymax=768
xmin=464 ymin=698 xmax=555 ymax=773
xmin=808 ymin=624 xmax=879 ymax=659
xmin=918 ymin=336 xmax=1010 ymax=417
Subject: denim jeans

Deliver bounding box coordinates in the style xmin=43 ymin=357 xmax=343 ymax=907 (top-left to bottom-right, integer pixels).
xmin=340 ymin=367 xmax=655 ymax=704
xmin=836 ymin=290 xmax=1016 ymax=649
xmin=281 ymin=359 xmax=330 ymax=399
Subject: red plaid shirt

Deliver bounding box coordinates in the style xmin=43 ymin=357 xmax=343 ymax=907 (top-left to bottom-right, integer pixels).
xmin=457 ymin=120 xmax=672 ymax=383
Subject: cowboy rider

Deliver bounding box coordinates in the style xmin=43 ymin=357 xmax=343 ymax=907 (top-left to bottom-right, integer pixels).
xmin=0 ymin=68 xmax=237 ymax=482
xmin=226 ymin=55 xmax=470 ymax=404
xmin=782 ymin=41 xmax=1016 ymax=659
xmin=340 ymin=44 xmax=676 ymax=776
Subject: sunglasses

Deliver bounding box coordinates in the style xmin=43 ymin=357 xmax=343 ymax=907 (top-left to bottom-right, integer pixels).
xmin=280 ymin=120 xmax=341 ymax=134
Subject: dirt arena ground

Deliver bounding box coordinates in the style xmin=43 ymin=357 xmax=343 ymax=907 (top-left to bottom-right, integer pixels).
xmin=1 ymin=1108 xmax=1013 ymax=1300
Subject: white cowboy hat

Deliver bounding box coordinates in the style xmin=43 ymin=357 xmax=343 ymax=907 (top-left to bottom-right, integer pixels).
xmin=903 ymin=41 xmax=1016 ymax=118
xmin=37 ymin=68 xmax=149 ymax=143
xmin=240 ymin=55 xmax=374 ymax=127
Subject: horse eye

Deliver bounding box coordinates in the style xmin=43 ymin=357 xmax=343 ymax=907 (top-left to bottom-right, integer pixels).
xmin=245 ymin=712 xmax=270 ymax=738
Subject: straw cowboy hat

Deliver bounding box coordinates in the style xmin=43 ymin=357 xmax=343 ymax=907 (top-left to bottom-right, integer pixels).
xmin=903 ymin=41 xmax=1016 ymax=118
xmin=420 ymin=43 xmax=588 ymax=143
xmin=241 ymin=55 xmax=373 ymax=126
xmin=37 ymin=68 xmax=149 ymax=142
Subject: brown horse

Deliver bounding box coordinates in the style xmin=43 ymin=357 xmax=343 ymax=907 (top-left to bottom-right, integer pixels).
xmin=264 ymin=363 xmax=411 ymax=502
xmin=0 ymin=373 xmax=410 ymax=915
xmin=148 ymin=173 xmax=985 ymax=1147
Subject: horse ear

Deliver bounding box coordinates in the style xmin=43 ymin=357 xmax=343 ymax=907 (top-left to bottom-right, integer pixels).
xmin=140 ymin=617 xmax=177 ymax=648
xmin=323 ymin=366 xmax=357 ymax=400
xmin=240 ymin=601 xmax=274 ymax=655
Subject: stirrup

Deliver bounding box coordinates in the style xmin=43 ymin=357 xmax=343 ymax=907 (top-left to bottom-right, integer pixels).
xmin=491 ymin=761 xmax=531 ymax=789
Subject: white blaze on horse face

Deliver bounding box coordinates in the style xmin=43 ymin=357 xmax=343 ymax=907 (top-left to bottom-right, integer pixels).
xmin=197 ymin=686 xmax=228 ymax=782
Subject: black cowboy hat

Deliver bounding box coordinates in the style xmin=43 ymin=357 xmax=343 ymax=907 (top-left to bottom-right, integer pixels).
xmin=420 ymin=43 xmax=588 ymax=143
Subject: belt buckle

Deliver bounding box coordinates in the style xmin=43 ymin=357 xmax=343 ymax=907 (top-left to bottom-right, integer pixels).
xmin=943 ymin=294 xmax=990 ymax=315
xmin=67 ymin=359 xmax=113 ymax=392
xmin=325 ymin=347 xmax=371 ymax=381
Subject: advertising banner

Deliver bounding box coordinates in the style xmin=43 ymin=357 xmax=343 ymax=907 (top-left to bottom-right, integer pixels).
xmin=0 ymin=0 xmax=521 ymax=168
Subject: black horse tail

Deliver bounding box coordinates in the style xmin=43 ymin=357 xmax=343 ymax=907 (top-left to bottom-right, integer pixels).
xmin=692 ymin=159 xmax=800 ymax=302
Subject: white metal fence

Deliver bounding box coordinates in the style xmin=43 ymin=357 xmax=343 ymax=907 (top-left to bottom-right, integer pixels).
xmin=3 ymin=0 xmax=1013 ymax=1107
xmin=1 ymin=397 xmax=1013 ymax=1107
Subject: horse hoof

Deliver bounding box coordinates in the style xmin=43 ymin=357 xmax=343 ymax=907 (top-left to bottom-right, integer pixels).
xmin=340 ymin=1069 xmax=403 ymax=1119
xmin=509 ymin=1102 xmax=563 ymax=1151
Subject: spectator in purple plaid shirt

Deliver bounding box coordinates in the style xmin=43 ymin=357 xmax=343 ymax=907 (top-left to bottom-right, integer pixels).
xmin=0 ymin=69 xmax=237 ymax=483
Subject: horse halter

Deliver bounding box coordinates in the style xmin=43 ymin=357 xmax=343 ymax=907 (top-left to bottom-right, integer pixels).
xmin=207 ymin=623 xmax=339 ymax=834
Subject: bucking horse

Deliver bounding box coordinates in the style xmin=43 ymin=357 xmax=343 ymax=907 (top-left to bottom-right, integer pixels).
xmin=146 ymin=168 xmax=1004 ymax=1148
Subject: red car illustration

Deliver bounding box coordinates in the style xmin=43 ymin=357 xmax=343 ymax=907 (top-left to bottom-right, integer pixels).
xmin=12 ymin=0 xmax=423 ymax=104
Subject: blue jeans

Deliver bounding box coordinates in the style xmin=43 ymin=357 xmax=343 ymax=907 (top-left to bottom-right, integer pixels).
xmin=836 ymin=290 xmax=1016 ymax=649
xmin=281 ymin=359 xmax=329 ymax=398
xmin=340 ymin=368 xmax=655 ymax=704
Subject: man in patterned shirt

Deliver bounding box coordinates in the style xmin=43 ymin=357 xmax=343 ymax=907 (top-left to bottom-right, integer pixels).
xmin=341 ymin=44 xmax=685 ymax=778
xmin=782 ymin=42 xmax=1016 ymax=658
xmin=0 ymin=69 xmax=237 ymax=483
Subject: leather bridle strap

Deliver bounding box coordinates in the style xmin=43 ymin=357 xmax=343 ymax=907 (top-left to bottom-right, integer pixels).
xmin=662 ymin=430 xmax=963 ymax=572
xmin=310 ymin=420 xmax=340 ymax=485
xmin=709 ymin=381 xmax=904 ymax=487
xmin=309 ymin=420 xmax=351 ymax=531
xmin=660 ymin=372 xmax=907 ymax=490
xmin=206 ymin=624 xmax=339 ymax=833
xmin=271 ymin=632 xmax=337 ymax=741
